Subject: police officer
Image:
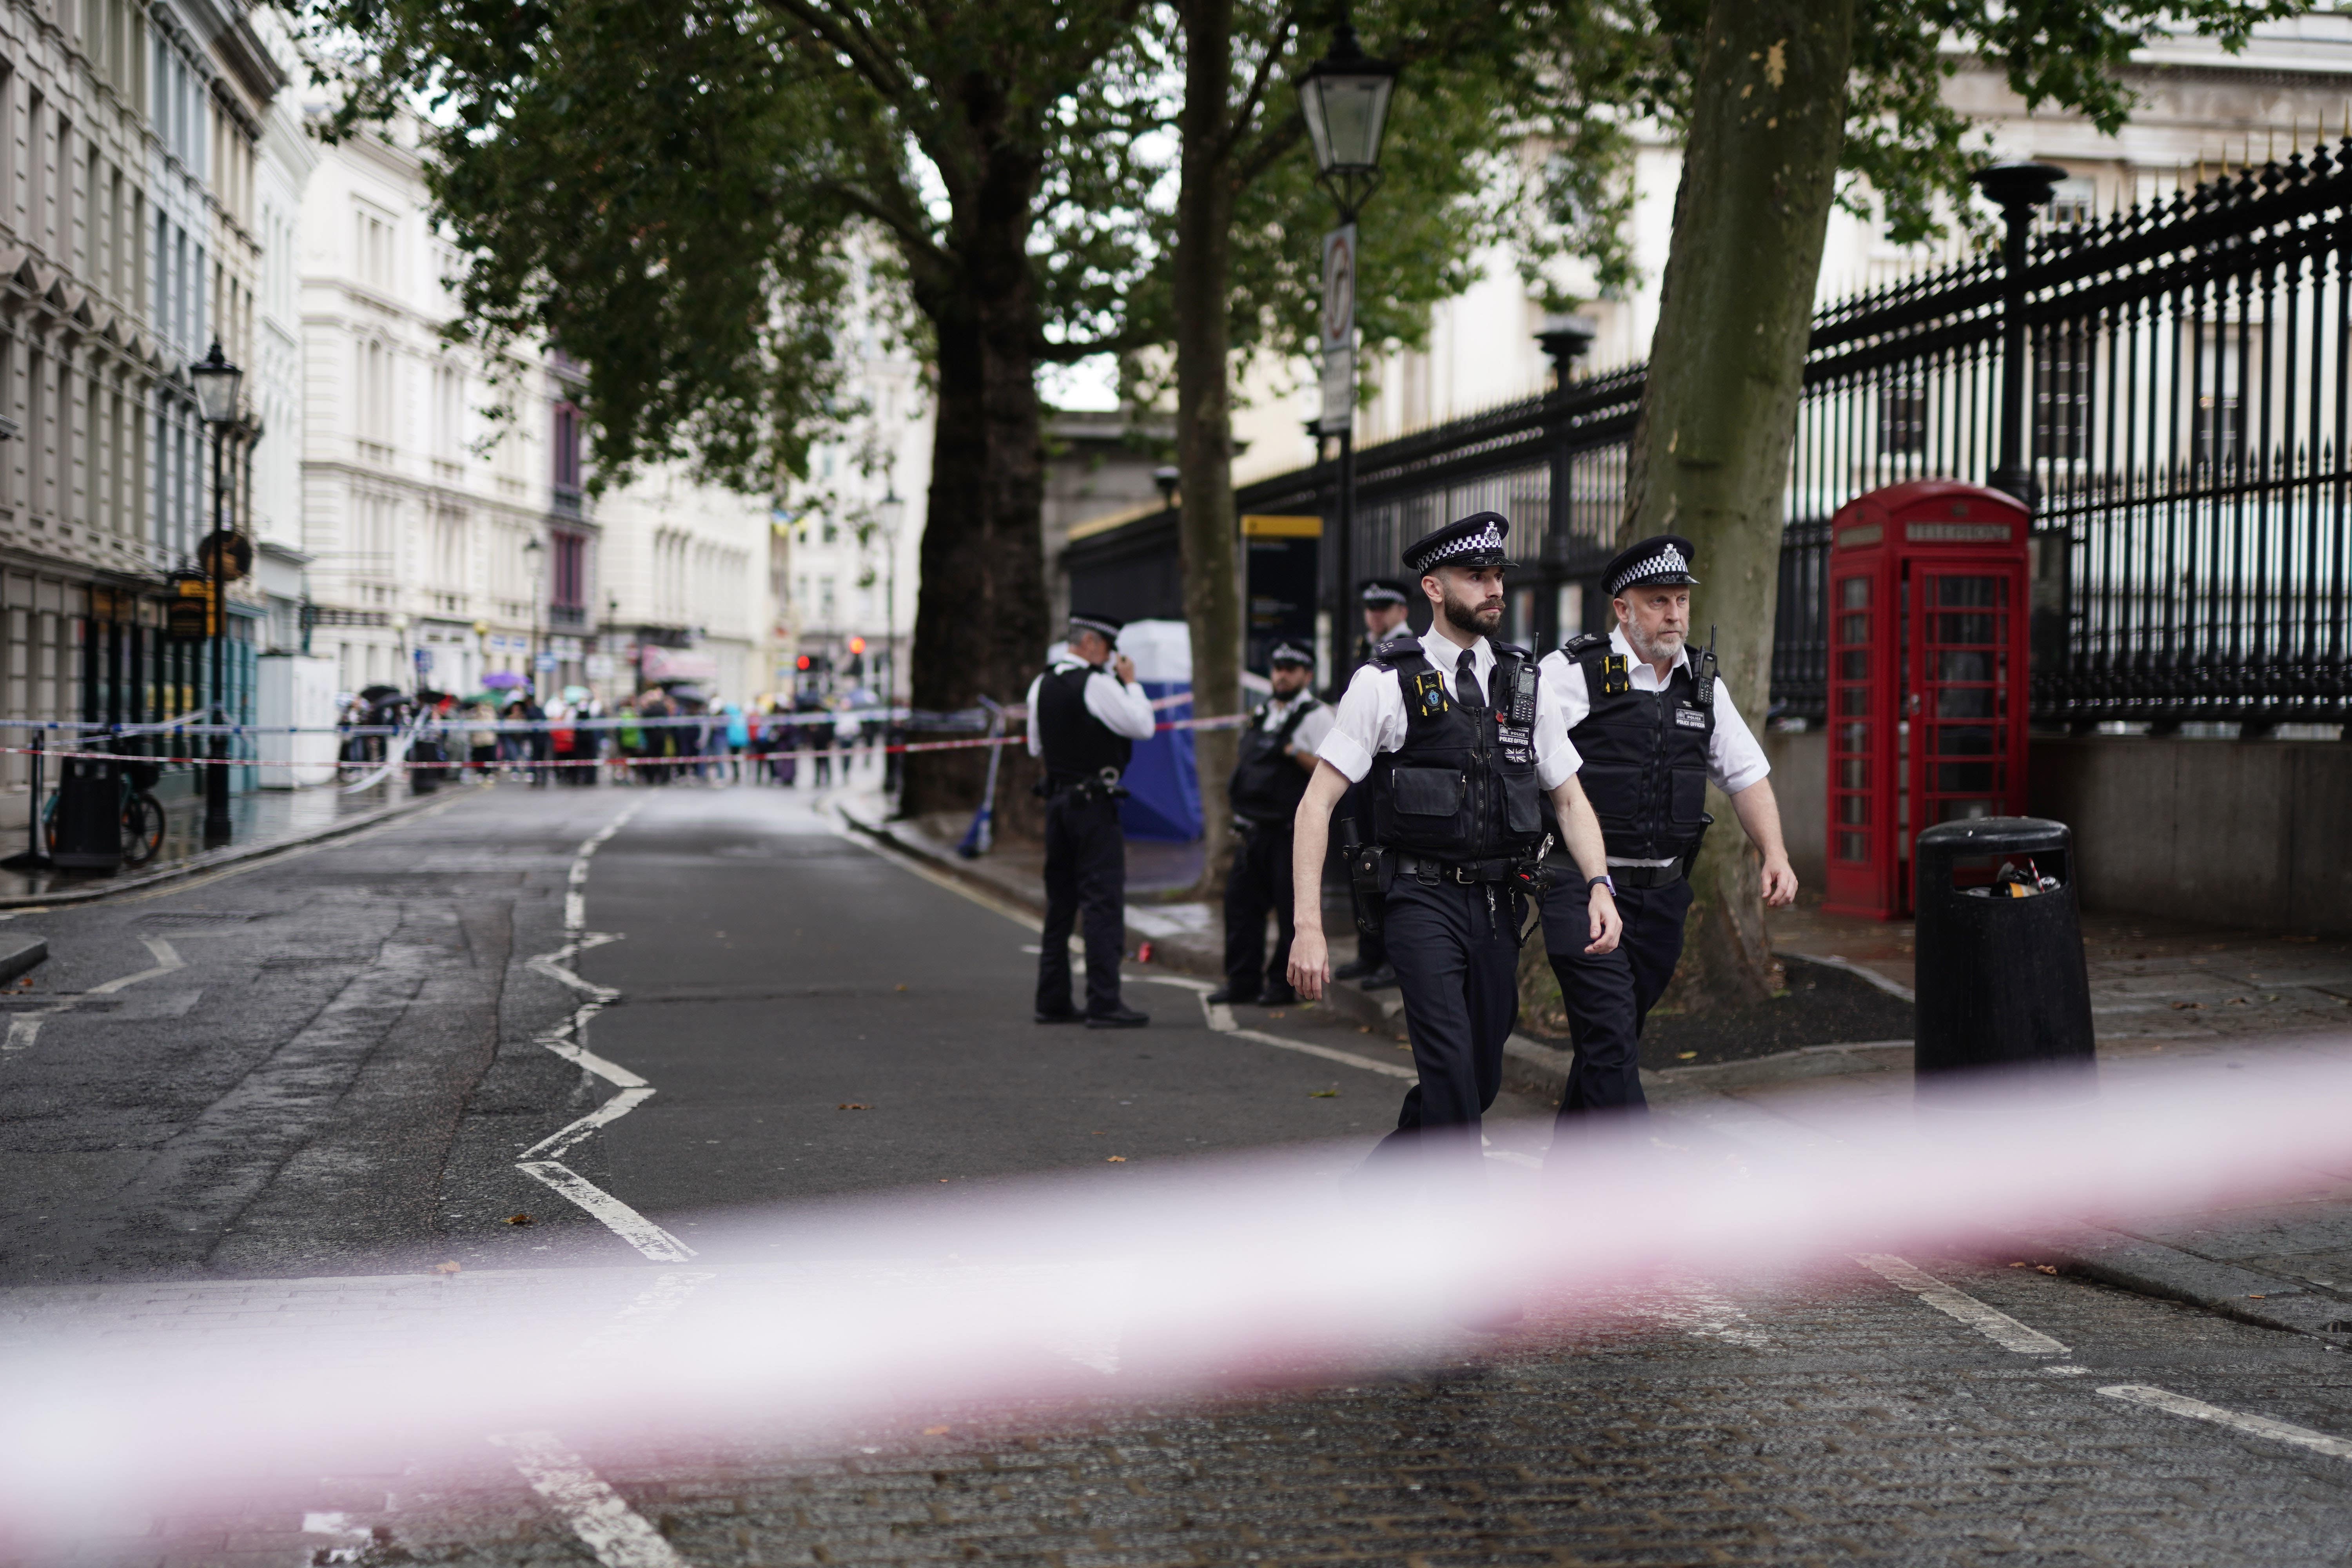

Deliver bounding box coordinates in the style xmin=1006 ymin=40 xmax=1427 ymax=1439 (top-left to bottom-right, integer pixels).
xmin=1026 ymin=613 xmax=1159 ymax=1028
xmin=1212 ymin=641 xmax=1334 ymax=1007
xmin=1332 ymin=579 xmax=1416 ymax=988
xmin=1289 ymin=513 xmax=1621 ymax=1166
xmin=1537 ymin=534 xmax=1798 ymax=1120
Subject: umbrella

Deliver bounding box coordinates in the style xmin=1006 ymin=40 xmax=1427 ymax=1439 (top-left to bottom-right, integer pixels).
xmin=359 ymin=684 xmax=401 ymax=702
xmin=481 ymin=671 xmax=524 ymax=689
xmin=662 ymin=684 xmax=708 ymax=704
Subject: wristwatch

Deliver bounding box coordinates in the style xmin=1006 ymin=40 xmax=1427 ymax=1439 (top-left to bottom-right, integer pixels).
xmin=1586 ymin=874 xmax=1617 ymax=895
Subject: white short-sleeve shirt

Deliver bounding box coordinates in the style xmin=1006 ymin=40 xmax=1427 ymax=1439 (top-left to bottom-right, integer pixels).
xmin=1536 ymin=628 xmax=1771 ymax=867
xmin=1256 ymin=690 xmax=1336 ymax=758
xmin=1316 ymin=627 xmax=1581 ymax=789
xmin=1022 ymin=661 xmax=1159 ymax=759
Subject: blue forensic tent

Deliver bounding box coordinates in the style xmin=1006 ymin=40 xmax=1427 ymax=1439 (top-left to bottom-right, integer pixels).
xmin=1046 ymin=619 xmax=1200 ymax=842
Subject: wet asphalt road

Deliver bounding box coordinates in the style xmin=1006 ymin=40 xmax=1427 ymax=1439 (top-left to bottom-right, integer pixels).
xmin=3 ymin=780 xmax=2352 ymax=1564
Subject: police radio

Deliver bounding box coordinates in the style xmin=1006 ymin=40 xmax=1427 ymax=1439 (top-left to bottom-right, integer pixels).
xmin=1693 ymin=624 xmax=1719 ymax=709
xmin=1504 ymin=659 xmax=1538 ymax=730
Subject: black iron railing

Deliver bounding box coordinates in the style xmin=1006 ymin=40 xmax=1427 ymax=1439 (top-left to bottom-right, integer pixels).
xmin=1073 ymin=135 xmax=2352 ymax=726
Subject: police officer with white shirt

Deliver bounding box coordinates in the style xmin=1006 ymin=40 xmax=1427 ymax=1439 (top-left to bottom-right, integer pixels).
xmin=1333 ymin=579 xmax=1416 ymax=988
xmin=1538 ymin=534 xmax=1798 ymax=1118
xmin=1212 ymin=642 xmax=1334 ymax=1007
xmin=1026 ymin=613 xmax=1160 ymax=1028
xmin=1288 ymin=513 xmax=1622 ymax=1166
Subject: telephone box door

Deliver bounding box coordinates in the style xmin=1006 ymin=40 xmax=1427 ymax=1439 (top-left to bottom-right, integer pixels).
xmin=1824 ymin=562 xmax=1897 ymax=918
xmin=1905 ymin=561 xmax=2027 ymax=849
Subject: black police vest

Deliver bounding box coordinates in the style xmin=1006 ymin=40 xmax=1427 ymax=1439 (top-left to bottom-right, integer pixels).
xmin=1228 ymin=697 xmax=1319 ymax=825
xmin=1035 ymin=664 xmax=1134 ymax=784
xmin=1368 ymin=642 xmax=1546 ymax=862
xmin=1561 ymin=634 xmax=1714 ymax=858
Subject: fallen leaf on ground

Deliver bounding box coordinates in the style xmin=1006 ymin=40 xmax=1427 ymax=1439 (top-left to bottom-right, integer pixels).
xmin=1105 ymin=1156 xmax=1127 ymax=1163
xmin=2225 ymin=997 xmax=2251 ymax=1005
xmin=432 ymin=1261 xmax=461 ymax=1275
xmin=837 ymin=1103 xmax=870 ymax=1111
xmin=1358 ymin=1025 xmax=1371 ymax=1034
xmin=503 ymin=1213 xmax=534 ymax=1227
xmin=895 ymin=983 xmax=908 ymax=992
xmin=923 ymin=1425 xmax=951 ymax=1436
xmin=2036 ymin=1265 xmax=2058 ymax=1275
xmin=2171 ymin=1001 xmax=2204 ymax=1010
xmin=1311 ymin=1089 xmax=1339 ymax=1098
xmin=1677 ymin=1051 xmax=1698 ymax=1060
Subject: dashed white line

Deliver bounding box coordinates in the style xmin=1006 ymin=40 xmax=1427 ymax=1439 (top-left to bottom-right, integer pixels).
xmin=2098 ymin=1384 xmax=2352 ymax=1460
xmin=1856 ymin=1253 xmax=2069 ymax=1356
xmin=487 ymin=1430 xmax=688 ymax=1567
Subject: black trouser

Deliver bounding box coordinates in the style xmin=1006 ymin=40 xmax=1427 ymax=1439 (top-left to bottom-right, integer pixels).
xmin=1370 ymin=873 xmax=1524 ymax=1168
xmin=1541 ymin=873 xmax=1694 ymax=1121
xmin=1037 ymin=788 xmax=1127 ymax=1017
xmin=1341 ymin=782 xmax=1386 ymax=967
xmin=1221 ymin=819 xmax=1296 ymax=998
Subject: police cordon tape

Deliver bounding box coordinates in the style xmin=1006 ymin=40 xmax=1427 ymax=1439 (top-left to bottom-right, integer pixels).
xmin=8 ymin=1038 xmax=2352 ymax=1526
xmin=0 ymin=712 xmax=1253 ymax=770
xmin=0 ymin=689 xmax=1204 ymax=738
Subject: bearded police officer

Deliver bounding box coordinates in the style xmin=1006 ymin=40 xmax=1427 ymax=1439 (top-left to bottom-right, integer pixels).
xmin=1026 ymin=613 xmax=1159 ymax=1028
xmin=1211 ymin=642 xmax=1333 ymax=1007
xmin=1537 ymin=534 xmax=1797 ymax=1119
xmin=1333 ymin=579 xmax=1416 ymax=987
xmin=1289 ymin=514 xmax=1621 ymax=1166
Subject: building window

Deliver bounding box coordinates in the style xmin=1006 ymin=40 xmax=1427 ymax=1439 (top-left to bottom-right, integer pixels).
xmin=355 ymin=205 xmax=395 ymax=292
xmin=551 ymin=401 xmax=581 ymax=513
xmin=550 ymin=530 xmax=586 ymax=617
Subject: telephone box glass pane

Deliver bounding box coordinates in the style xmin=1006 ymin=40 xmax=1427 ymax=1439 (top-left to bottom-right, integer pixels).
xmin=1838 ymin=687 xmax=1870 ymax=715
xmin=1838 ymin=831 xmax=1870 ymax=862
xmin=1838 ymin=795 xmax=1869 ymax=824
xmin=1839 ymin=650 xmax=1870 ymax=680
xmin=1839 ymin=758 xmax=1868 ymax=789
xmin=1839 ymin=577 xmax=1871 ymax=608
xmin=1838 ymin=613 xmax=1870 ymax=643
xmin=1839 ymin=722 xmax=1869 ymax=752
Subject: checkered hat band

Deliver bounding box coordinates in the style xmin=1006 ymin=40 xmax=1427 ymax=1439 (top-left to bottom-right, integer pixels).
xmin=1359 ymin=586 xmax=1408 ymax=606
xmin=1608 ymin=543 xmax=1691 ymax=594
xmin=1410 ymin=520 xmax=1505 ymax=568
xmin=1269 ymin=643 xmax=1314 ymax=665
xmin=1068 ymin=616 xmax=1121 ymax=641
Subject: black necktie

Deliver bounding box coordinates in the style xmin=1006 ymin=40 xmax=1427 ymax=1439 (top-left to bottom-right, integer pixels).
xmin=1455 ymin=648 xmax=1486 ymax=715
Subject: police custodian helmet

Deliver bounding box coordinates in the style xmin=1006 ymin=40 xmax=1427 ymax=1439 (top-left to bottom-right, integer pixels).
xmin=1603 ymin=534 xmax=1701 ymax=596
xmin=1402 ymin=511 xmax=1514 ymax=574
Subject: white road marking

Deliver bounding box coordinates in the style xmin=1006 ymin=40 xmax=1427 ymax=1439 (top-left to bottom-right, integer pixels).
xmin=2099 ymin=1384 xmax=2352 ymax=1460
xmin=1645 ymin=1274 xmax=1775 ymax=1349
xmin=1127 ymin=973 xmax=1421 ymax=1081
xmin=570 ymin=1270 xmax=719 ymax=1361
xmin=3 ymin=937 xmax=184 ymax=1058
xmin=515 ymin=801 xmax=693 ymax=1263
xmin=1856 ymin=1253 xmax=2069 ymax=1355
xmin=487 ymin=1430 xmax=688 ymax=1567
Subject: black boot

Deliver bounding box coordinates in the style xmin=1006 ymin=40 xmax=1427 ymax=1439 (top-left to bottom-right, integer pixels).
xmin=1085 ymin=1004 xmax=1151 ymax=1029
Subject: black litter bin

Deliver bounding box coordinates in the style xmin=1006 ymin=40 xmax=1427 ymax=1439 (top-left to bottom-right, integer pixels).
xmin=411 ymin=733 xmax=443 ymax=794
xmin=1913 ymin=816 xmax=2095 ymax=1088
xmin=51 ymin=756 xmax=124 ymax=871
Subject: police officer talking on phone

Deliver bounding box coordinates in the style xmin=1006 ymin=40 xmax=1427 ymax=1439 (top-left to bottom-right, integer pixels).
xmin=1537 ymin=534 xmax=1797 ymax=1120
xmin=1027 ymin=612 xmax=1159 ymax=1028
xmin=1210 ymin=641 xmax=1332 ymax=1007
xmin=1288 ymin=513 xmax=1621 ymax=1167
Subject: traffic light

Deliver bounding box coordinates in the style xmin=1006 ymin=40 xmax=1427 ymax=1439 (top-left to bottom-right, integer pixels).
xmin=848 ymin=636 xmax=866 ymax=655
xmin=796 ymin=654 xmax=812 ymax=670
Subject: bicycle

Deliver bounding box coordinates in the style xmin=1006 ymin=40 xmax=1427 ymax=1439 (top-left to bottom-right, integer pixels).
xmin=41 ymin=760 xmax=169 ymax=866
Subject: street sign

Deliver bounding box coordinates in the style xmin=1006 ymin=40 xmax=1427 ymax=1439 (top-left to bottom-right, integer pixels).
xmin=414 ymin=647 xmax=435 ymax=674
xmin=198 ymin=529 xmax=253 ymax=582
xmin=1320 ymin=225 xmax=1356 ymax=352
xmin=165 ymin=597 xmax=211 ymax=641
xmin=1320 ymin=225 xmax=1357 ymax=432
xmin=535 ymin=652 xmax=559 ymax=672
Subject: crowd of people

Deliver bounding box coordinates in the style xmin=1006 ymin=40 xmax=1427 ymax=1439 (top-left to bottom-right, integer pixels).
xmin=337 ymin=685 xmax=889 ymax=788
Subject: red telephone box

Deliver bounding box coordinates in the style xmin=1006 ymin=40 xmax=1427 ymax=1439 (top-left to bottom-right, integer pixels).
xmin=1821 ymin=480 xmax=2032 ymax=920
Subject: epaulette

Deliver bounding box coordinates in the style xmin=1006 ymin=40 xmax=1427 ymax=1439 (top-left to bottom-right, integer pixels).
xmin=1490 ymin=640 xmax=1532 ymax=662
xmin=1372 ymin=639 xmax=1423 ymax=667
xmin=1561 ymin=631 xmax=1608 ymax=658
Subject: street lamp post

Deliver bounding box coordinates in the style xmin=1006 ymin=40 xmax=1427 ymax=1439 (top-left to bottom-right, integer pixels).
xmin=190 ymin=342 xmax=243 ymax=844
xmin=1297 ymin=22 xmax=1397 ymax=683
xmin=522 ymin=534 xmax=546 ymax=697
xmin=875 ymin=489 xmax=905 ymax=798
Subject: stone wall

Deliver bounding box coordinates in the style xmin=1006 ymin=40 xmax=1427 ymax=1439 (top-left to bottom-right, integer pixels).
xmin=1758 ymin=729 xmax=2352 ymax=936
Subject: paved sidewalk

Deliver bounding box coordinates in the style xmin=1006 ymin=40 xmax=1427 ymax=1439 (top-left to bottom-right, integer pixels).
xmin=0 ymin=777 xmax=482 ymax=906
